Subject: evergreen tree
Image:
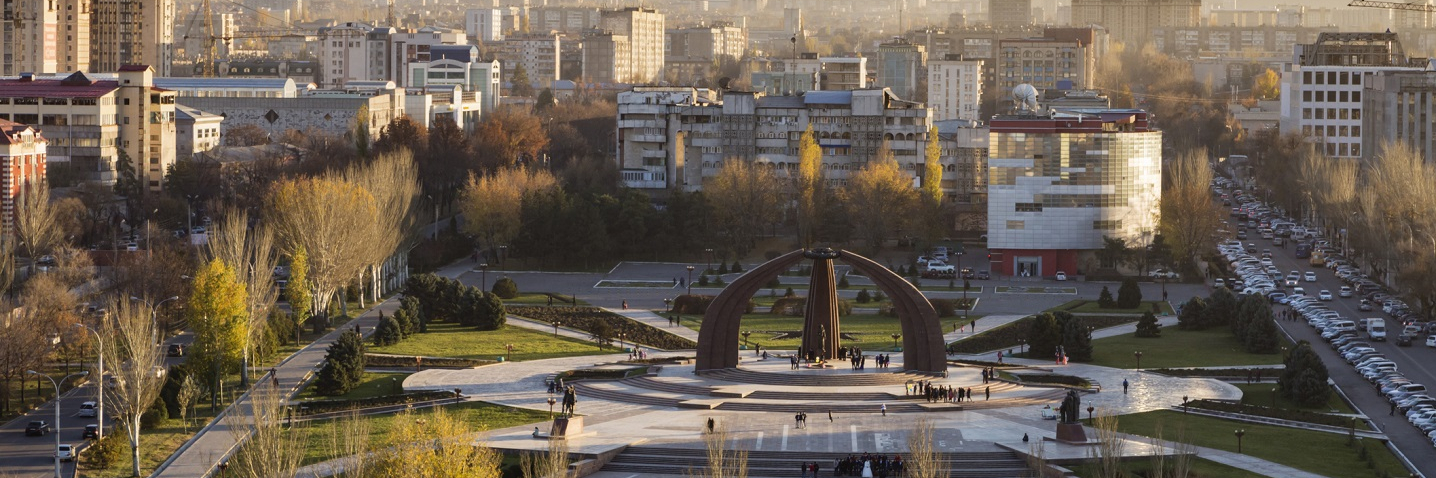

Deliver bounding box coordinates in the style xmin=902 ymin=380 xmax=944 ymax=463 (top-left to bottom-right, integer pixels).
xmin=400 ymin=295 xmax=426 ymax=333
xmin=1203 ymin=287 xmax=1238 ymax=329
xmin=1135 ymin=311 xmax=1162 ymax=337
xmin=784 ymin=287 xmax=795 ymax=297
xmin=392 ymin=306 xmax=415 ymax=338
xmin=1058 ymin=312 xmax=1093 ymax=361
xmin=1097 ymin=286 xmax=1116 ymax=308
xmin=1279 ymin=341 xmax=1330 ymax=406
xmin=1177 ymin=296 xmax=1207 ymax=330
xmin=373 ymin=315 xmax=403 ymax=346
xmin=731 ymin=260 xmax=743 ymax=273
xmin=1245 ymin=314 xmax=1281 ymax=354
xmin=718 ymin=262 xmax=730 ymax=274
xmin=856 ymin=289 xmax=871 ymax=303
xmin=839 ymin=276 xmax=850 ymax=288
xmin=1026 ymin=313 xmax=1064 ymax=359
xmin=1116 ymin=277 xmax=1142 ymax=309
xmin=1233 ymin=293 xmax=1268 ymax=338
xmin=510 ymin=63 xmax=535 ymax=97
xmin=316 ymin=329 xmax=366 ymax=396
xmin=699 ymin=275 xmax=711 ymax=286
xmin=491 ymin=277 xmax=519 ymax=299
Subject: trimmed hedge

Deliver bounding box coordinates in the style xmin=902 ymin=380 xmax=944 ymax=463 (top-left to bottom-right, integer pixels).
xmin=946 ymin=315 xmax=1136 ymax=354
xmin=558 ymin=366 xmax=650 ymax=381
xmin=364 ymin=354 xmax=493 ymax=369
xmin=1149 ymin=367 xmax=1274 ymax=378
xmin=1014 ymin=373 xmax=1091 ymax=388
xmin=509 ymin=306 xmax=698 ymax=350
xmin=1185 ymin=399 xmax=1361 ymax=429
xmin=295 ymin=390 xmax=457 ymax=416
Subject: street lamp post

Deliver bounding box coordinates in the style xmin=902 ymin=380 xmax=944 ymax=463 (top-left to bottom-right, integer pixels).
xmin=704 ymin=248 xmax=714 ymax=273
xmin=553 ymin=321 xmax=561 ymax=336
xmin=741 ymin=330 xmax=751 ymax=346
xmin=547 ymin=396 xmax=557 ymax=419
xmin=1018 ymin=339 xmax=1026 ymax=355
xmin=1086 ymin=405 xmax=1095 ymax=421
xmin=29 ymin=370 xmax=88 ymax=478
xmin=1183 ymin=395 xmax=1189 ymax=414
xmin=130 ymin=296 xmax=181 ymax=342
xmin=499 ymin=245 xmax=508 ymax=266
xmin=617 ymin=332 xmax=626 ymax=350
xmin=664 ymin=298 xmax=672 ymax=312
xmin=1234 ymin=429 xmax=1246 ymax=453
xmin=1133 ymin=351 xmax=1144 ymax=370
xmin=891 ymin=333 xmax=901 ymax=348
xmin=479 ymin=263 xmax=489 ymax=291
xmin=74 ymin=324 xmax=105 ymax=440
xmin=686 ymin=266 xmax=695 ymax=295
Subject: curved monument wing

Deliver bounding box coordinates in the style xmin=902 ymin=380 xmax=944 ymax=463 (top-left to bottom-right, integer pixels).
xmin=695 ymin=249 xmax=807 ymax=371
xmin=838 ymin=250 xmax=947 ymax=373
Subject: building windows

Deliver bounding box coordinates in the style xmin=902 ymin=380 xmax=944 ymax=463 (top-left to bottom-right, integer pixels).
xmin=1093 ymin=220 xmax=1120 ymax=230
xmin=1006 ymin=220 xmax=1025 ymax=229
xmin=1015 ymin=202 xmax=1042 ymax=212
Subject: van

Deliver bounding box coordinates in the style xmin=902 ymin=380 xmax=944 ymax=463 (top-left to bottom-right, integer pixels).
xmin=1366 ymin=318 xmax=1387 ymax=341
xmin=1331 ymin=320 xmax=1358 ymax=333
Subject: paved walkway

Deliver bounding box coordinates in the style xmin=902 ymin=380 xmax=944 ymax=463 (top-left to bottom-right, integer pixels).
xmin=505 ymin=315 xmax=668 ymax=354
xmin=606 ymin=308 xmax=701 ymax=343
xmin=151 ymin=260 xmax=475 ymax=478
xmin=943 ymin=314 xmax=1028 ymax=343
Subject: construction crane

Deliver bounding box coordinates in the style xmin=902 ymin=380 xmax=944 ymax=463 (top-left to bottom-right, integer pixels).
xmin=1349 ymin=0 xmax=1436 ymax=13
xmin=181 ymin=0 xmax=315 ymax=77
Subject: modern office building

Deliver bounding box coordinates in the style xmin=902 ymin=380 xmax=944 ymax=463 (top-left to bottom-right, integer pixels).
xmin=1362 ymin=70 xmax=1436 ymax=164
xmin=1280 ymin=32 xmax=1426 ymax=159
xmin=927 ymin=54 xmax=984 ymax=121
xmin=986 ymin=99 xmax=1162 ymax=278
xmin=0 ymin=119 xmax=47 ymax=236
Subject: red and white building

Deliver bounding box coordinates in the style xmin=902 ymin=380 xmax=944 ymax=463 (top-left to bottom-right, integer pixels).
xmin=0 ymin=120 xmax=47 ymax=236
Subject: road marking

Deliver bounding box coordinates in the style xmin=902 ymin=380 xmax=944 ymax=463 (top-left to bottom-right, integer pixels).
xmin=781 ymin=425 xmax=788 ymax=451
xmin=851 ymin=425 xmax=858 ymax=450
xmin=755 ymin=431 xmax=764 ymax=450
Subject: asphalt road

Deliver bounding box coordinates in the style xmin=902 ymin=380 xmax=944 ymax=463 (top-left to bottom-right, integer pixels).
xmin=1240 ymin=231 xmax=1436 ymax=476
xmin=0 ymin=380 xmax=96 ymax=478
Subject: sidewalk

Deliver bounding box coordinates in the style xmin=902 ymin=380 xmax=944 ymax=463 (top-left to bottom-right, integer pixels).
xmin=605 ymin=308 xmax=701 ymax=343
xmin=505 ymin=316 xmax=665 ymax=353
xmin=151 ymin=259 xmax=474 ymax=478
xmin=943 ymin=314 xmax=1028 ymax=343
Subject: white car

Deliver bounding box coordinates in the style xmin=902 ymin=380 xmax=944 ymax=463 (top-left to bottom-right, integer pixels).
xmin=78 ymin=401 xmax=97 ymax=418
xmin=1055 ymin=271 xmax=1068 ymax=281
xmin=1339 ymin=286 xmax=1353 ymax=298
xmin=1148 ymin=269 xmax=1181 ymax=279
xmin=1318 ymin=290 xmax=1333 ymax=301
xmin=1305 ymin=271 xmax=1318 ymax=282
xmin=56 ymin=444 xmax=74 ymax=462
xmin=1427 ymin=335 xmax=1436 ymax=348
xmin=125 ymin=243 xmax=138 ymax=252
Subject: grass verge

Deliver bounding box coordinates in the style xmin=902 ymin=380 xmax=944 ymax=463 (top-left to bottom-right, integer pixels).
xmin=1087 ymin=326 xmax=1286 ymax=369
xmin=1236 ymin=383 xmax=1355 ymax=414
xmin=1094 ymin=410 xmax=1406 ymax=478
xmin=78 ymin=419 xmax=191 ymax=478
xmin=370 ymin=322 xmax=613 ymax=361
xmin=1066 ymin=457 xmax=1268 ymax=478
xmin=1050 ymin=299 xmax=1174 ymax=315
xmin=298 ymin=401 xmax=550 ymax=466
xmin=676 ymin=313 xmax=979 ymax=351
xmin=296 ymin=372 xmax=410 ymax=401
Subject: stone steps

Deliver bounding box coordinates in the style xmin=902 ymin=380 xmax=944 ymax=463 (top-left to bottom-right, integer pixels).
xmin=601 ymin=446 xmax=1038 ymax=478
xmin=698 ymin=368 xmax=939 ymax=387
xmin=621 ymin=375 xmax=1023 ymax=402
xmin=570 ymin=381 xmax=1068 ymax=414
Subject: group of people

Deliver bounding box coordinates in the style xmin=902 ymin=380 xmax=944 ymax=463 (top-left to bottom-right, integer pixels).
xmin=979 ymin=367 xmax=997 ymax=384
xmin=627 ymin=349 xmax=648 ymax=360
xmin=907 ymin=379 xmax=989 ymax=403
xmin=832 ymin=453 xmax=905 ymax=477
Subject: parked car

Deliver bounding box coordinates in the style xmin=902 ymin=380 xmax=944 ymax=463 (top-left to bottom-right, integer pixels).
xmin=167 ymin=344 xmax=185 ymax=357
xmin=1148 ymin=269 xmax=1181 ymax=280
xmin=975 ymin=270 xmax=991 ymax=280
xmin=1397 ymin=333 xmax=1416 ymax=346
xmin=1055 ymin=271 xmax=1068 ymax=281
xmin=25 ymin=421 xmax=51 ymax=436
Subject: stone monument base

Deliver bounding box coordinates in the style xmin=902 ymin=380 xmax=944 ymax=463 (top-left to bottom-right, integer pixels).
xmin=551 ymin=416 xmax=584 ymax=437
xmin=1054 ymin=423 xmax=1089 ymax=444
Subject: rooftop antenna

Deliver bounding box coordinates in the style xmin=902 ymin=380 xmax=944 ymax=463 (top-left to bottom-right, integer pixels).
xmin=386 ymin=0 xmax=397 ymax=28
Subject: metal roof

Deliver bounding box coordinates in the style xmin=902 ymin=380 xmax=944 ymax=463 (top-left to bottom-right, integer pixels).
xmin=802 ymin=90 xmax=853 ymax=105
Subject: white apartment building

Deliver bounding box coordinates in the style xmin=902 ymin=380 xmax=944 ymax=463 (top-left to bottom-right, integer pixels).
xmin=1279 ymin=32 xmax=1426 ymax=159
xmin=175 ymin=105 xmax=224 ymax=161
xmin=318 ymin=22 xmax=378 ymax=88
xmin=406 ymin=45 xmax=502 ymax=116
xmin=588 ymin=7 xmax=664 ymax=84
xmin=388 ymin=28 xmax=466 ymax=88
xmin=466 ymin=8 xmax=505 ymax=43
xmin=928 ymin=55 xmax=983 ymax=122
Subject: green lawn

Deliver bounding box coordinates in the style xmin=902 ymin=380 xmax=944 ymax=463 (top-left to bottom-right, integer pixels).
xmin=79 ymin=419 xmax=192 ymax=478
xmin=677 ymin=313 xmax=979 ymax=351
xmin=1096 ymin=410 xmax=1406 ymax=478
xmin=296 ymin=372 xmax=410 ymax=401
xmin=370 ymin=322 xmax=614 ymax=361
xmin=1067 ymin=457 xmax=1269 ymax=478
xmin=1236 ymin=384 xmax=1356 ymax=414
xmin=1088 ymin=326 xmax=1286 ymax=369
xmin=1051 ymin=299 xmax=1175 ymax=315
xmin=298 ymin=400 xmax=551 ymax=465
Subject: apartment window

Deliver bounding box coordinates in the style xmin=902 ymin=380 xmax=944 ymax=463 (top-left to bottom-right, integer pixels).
xmin=1093 ymin=220 xmax=1120 ymax=230
xmin=1352 ymin=144 xmax=1361 ymax=156
xmin=1340 ymin=91 xmax=1348 ymax=102
xmin=1304 ymin=71 xmax=1312 ymax=84
xmin=1327 ymin=125 xmax=1336 ymax=136
xmin=1303 ymin=90 xmax=1312 ymax=102
xmin=1314 ymin=109 xmax=1323 ymax=119
xmin=1353 ymin=92 xmax=1361 ymax=102
xmin=1352 ymin=109 xmax=1361 ymax=120
xmin=1303 ymin=108 xmax=1312 ymax=119
xmin=1006 ymin=220 xmax=1025 ymax=230
xmin=1352 ymin=125 xmax=1360 ymax=136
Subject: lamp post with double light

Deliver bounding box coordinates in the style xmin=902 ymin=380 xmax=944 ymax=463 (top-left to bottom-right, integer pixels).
xmin=686 ymin=265 xmax=695 ymax=295
xmin=73 ymin=324 xmax=105 ymax=439
xmin=29 ymin=370 xmax=88 ymax=478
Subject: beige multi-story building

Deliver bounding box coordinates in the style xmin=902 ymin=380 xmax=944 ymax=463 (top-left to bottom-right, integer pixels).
xmin=175 ymin=105 xmax=223 ymax=161
xmin=989 ymin=0 xmax=1033 ymax=27
xmin=91 ymin=0 xmax=175 ymax=76
xmin=1282 ymin=32 xmax=1426 ymax=159
xmin=788 ymin=54 xmax=868 ymax=90
xmin=590 ymin=7 xmax=664 ymax=84
xmin=11 ymin=0 xmax=59 ymax=74
xmin=996 ymin=34 xmax=1096 ymax=94
xmin=1070 ymin=0 xmax=1199 ymax=46
xmin=0 ymin=67 xmax=173 ymax=190
xmin=495 ymin=33 xmax=561 ymax=87
xmin=665 ymin=23 xmax=747 ymax=85
xmin=581 ymin=33 xmax=630 ymax=84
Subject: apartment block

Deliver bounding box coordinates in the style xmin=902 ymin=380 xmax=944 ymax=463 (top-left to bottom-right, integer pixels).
xmin=494 ymin=33 xmax=561 ymax=87
xmin=91 ymin=0 xmax=175 ymax=76
xmin=928 ymin=54 xmax=983 ymax=121
xmin=175 ymin=105 xmax=224 ymax=161
xmin=1280 ymin=32 xmax=1426 ymax=159
xmin=466 ymin=8 xmax=505 ymax=42
xmin=788 ymin=54 xmax=868 ymax=91
xmin=995 ymin=35 xmax=1094 ymax=95
xmin=1362 ymin=70 xmax=1436 ymax=163
xmin=989 ymin=0 xmax=1033 ymax=27
xmin=0 ymin=119 xmax=46 ymax=236
xmin=877 ymin=39 xmax=927 ymax=101
xmin=1070 ymin=0 xmax=1199 ymax=46
xmin=591 ymin=7 xmax=664 ymax=84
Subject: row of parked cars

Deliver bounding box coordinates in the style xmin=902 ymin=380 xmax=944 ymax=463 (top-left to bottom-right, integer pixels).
xmin=1309 ymin=300 xmax=1436 ymax=448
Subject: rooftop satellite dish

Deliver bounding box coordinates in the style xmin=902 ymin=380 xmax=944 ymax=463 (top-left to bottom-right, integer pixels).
xmin=1012 ymin=84 xmax=1039 ymax=113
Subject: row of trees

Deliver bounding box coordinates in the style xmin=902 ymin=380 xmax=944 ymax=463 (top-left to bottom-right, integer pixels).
xmin=403 ymin=273 xmax=506 ymax=330
xmin=1176 ymin=288 xmax=1280 ymax=354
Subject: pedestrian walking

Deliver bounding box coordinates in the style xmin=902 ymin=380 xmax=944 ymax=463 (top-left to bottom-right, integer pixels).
xmin=881 ymin=404 xmax=887 ymax=416
xmin=1391 ymin=402 xmax=1397 ymax=416
xmin=800 ymin=462 xmax=808 ymax=478
xmin=985 ymin=386 xmax=990 ymax=400
xmin=795 ymin=413 xmax=804 ymax=429
xmin=1123 ymin=379 xmax=1129 ymax=394
xmin=829 ymin=410 xmax=834 ymax=422
xmin=622 ymin=300 xmax=628 ymax=309
xmin=997 ymin=350 xmax=1003 ymax=364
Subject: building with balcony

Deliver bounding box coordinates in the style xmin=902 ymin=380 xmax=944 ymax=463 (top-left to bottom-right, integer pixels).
xmin=928 ymin=54 xmax=984 ymax=121
xmin=0 ymin=119 xmax=46 ymax=236
xmin=1280 ymin=32 xmax=1428 ymax=159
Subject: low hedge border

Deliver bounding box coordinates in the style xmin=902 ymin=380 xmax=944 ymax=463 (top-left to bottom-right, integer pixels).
xmin=1185 ymin=399 xmax=1362 ymax=429
xmin=945 ymin=315 xmax=1137 ymax=355
xmin=1149 ymin=367 xmax=1281 ymax=378
xmin=1013 ymin=373 xmax=1092 ymax=388
xmin=948 ymin=359 xmax=1025 ymax=369
xmin=294 ymin=390 xmax=457 ymax=416
xmin=365 ymin=354 xmax=494 ymax=369
xmin=509 ymin=306 xmax=698 ymax=350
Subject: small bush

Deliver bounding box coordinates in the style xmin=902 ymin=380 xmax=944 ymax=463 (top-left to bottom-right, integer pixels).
xmin=373 ymin=315 xmax=403 ymax=346
xmin=839 ymin=276 xmax=850 ymax=288
xmin=1097 ymin=286 xmax=1116 ymax=308
xmin=364 ymin=354 xmax=492 ymax=368
xmin=698 ymin=275 xmax=710 ymax=286
xmin=731 ymin=260 xmax=743 ymax=272
xmin=85 ymin=434 xmax=125 ymax=469
xmin=295 ymin=390 xmax=457 ymax=416
xmin=141 ymin=398 xmax=168 ymax=430
xmin=714 ymin=276 xmax=726 ymax=286
xmin=491 ymin=277 xmax=519 ymax=299
xmin=784 ymin=287 xmax=796 ymax=297
xmin=856 ymin=289 xmax=872 ymax=303
xmin=718 ymin=262 xmax=730 ymax=274
xmin=874 ymin=291 xmax=887 ymax=302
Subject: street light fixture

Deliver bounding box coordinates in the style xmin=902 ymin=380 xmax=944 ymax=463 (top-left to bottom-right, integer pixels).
xmin=704 ymin=248 xmax=714 ymax=273
xmin=741 ymin=330 xmax=751 ymax=346
xmin=1183 ymin=395 xmax=1189 ymax=414
xmin=547 ymin=396 xmax=557 ymax=419
xmin=663 ymin=298 xmax=672 ymax=312
xmin=479 ymin=263 xmax=489 ymax=290
xmin=1234 ymin=429 xmax=1246 ymax=453
xmin=891 ymin=333 xmax=901 ymax=348
xmin=74 ymin=324 xmax=105 ymax=440
xmin=1018 ymin=338 xmax=1026 ymax=355
xmin=553 ymin=321 xmax=561 ymax=336
xmin=28 ymin=370 xmax=88 ymax=478
xmin=1133 ymin=351 xmax=1144 ymax=370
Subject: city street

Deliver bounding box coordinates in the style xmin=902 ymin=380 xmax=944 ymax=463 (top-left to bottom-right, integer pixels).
xmin=1237 ymin=229 xmax=1436 ymax=476
xmin=0 ymin=380 xmax=98 ymax=478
